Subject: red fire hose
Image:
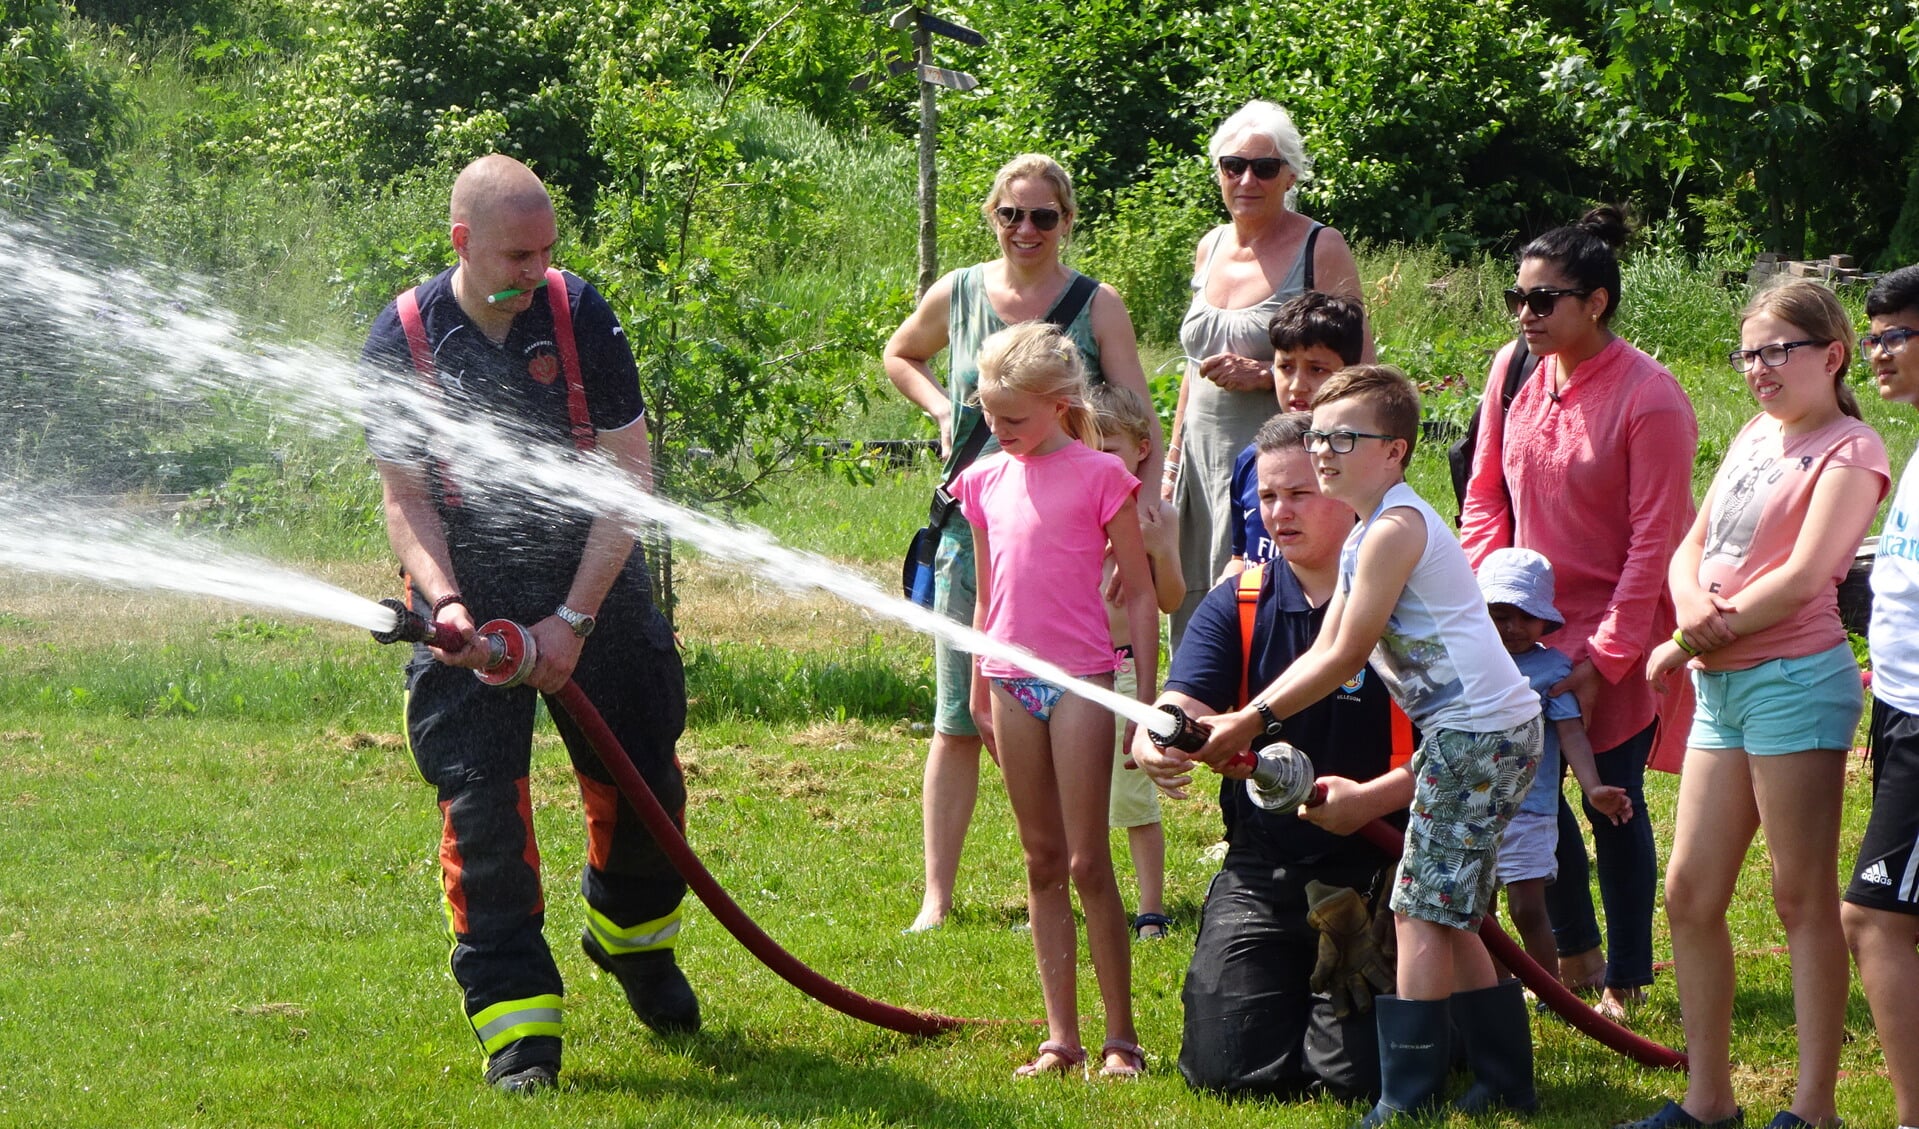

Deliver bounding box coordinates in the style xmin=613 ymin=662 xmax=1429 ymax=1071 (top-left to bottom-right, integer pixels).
xmin=550 ymin=680 xmax=970 ymax=1038
xmin=1345 ymin=817 xmax=1686 ymax=1070
xmin=372 ymin=609 xmax=1683 ymax=1063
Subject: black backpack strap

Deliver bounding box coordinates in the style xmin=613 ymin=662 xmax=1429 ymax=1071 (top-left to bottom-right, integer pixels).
xmin=1300 ymin=223 xmax=1324 ymax=291
xmin=1045 ymin=272 xmax=1099 ymax=329
xmin=1498 ymin=335 xmax=1533 ymax=413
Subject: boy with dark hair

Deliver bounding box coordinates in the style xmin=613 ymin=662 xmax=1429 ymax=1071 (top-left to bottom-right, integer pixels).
xmin=1847 ymin=262 xmax=1919 ymax=1129
xmin=1188 ymin=364 xmax=1544 ymax=1129
xmin=1222 ymin=293 xmax=1367 ymax=581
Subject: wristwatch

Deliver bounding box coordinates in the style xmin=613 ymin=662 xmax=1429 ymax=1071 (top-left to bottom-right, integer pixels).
xmin=554 ymin=604 xmax=596 ymax=639
xmin=1253 ymin=699 xmax=1284 ymax=739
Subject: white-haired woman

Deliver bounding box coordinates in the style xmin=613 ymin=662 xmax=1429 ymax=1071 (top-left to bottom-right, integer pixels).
xmin=1167 ymin=100 xmax=1371 ymax=643
xmin=884 ymin=154 xmax=1161 ymax=933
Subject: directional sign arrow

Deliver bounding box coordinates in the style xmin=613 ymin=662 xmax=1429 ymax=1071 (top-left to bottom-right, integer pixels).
xmin=916 ymin=63 xmax=978 ymax=91
xmin=919 ymin=11 xmax=984 ymax=46
xmin=887 ymin=6 xmax=916 ymax=31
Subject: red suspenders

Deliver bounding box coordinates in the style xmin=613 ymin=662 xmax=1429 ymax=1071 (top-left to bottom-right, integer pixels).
xmin=392 ymin=265 xmax=595 ymax=510
xmin=1236 ymin=563 xmax=1414 ymax=770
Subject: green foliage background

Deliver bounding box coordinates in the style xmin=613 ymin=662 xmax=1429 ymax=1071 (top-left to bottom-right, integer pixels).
xmin=3 ymin=0 xmax=1918 ymax=566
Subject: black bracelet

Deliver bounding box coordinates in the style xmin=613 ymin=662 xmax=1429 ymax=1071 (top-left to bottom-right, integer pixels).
xmin=431 ymin=592 xmax=466 ymax=615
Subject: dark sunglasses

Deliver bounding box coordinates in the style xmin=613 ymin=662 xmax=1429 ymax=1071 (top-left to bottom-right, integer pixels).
xmin=993 ymin=206 xmax=1062 ymax=231
xmin=1503 ymin=286 xmax=1592 ymax=318
xmin=1217 ymin=155 xmax=1287 ymax=180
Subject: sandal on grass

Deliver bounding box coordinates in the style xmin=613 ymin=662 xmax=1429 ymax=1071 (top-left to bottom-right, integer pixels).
xmin=1132 ymin=912 xmax=1172 ymax=941
xmin=1099 ymin=1039 xmax=1146 ymax=1079
xmin=1014 ymin=1039 xmax=1086 ymax=1078
xmin=1596 ymin=986 xmax=1648 ymax=1022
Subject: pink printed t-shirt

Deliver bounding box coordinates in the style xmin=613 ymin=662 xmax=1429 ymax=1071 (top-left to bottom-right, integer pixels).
xmin=955 ymin=441 xmax=1139 ymax=680
xmin=1460 ymin=336 xmax=1698 ymax=752
xmin=1695 ymin=411 xmax=1888 ymax=671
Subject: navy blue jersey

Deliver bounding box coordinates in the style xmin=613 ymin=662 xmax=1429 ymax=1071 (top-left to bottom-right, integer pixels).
xmin=1228 ymin=441 xmax=1275 ymax=566
xmin=1167 ymin=563 xmax=1403 ymax=867
xmin=360 ymin=267 xmax=653 ymax=621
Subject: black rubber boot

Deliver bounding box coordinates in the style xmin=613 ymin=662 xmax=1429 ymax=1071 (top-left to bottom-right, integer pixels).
xmin=1452 ymin=979 xmax=1538 ymax=1113
xmin=583 ymin=931 xmax=701 ymax=1036
xmin=1351 ymin=996 xmax=1453 ymax=1129
xmin=484 ymin=1036 xmax=560 ymax=1094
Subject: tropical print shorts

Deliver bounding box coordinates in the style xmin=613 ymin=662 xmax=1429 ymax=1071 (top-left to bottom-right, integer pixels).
xmin=1390 ymin=714 xmax=1543 ymax=930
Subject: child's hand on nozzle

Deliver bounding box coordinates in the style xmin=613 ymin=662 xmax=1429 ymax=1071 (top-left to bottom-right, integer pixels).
xmin=1586 ymin=783 xmax=1634 ymax=825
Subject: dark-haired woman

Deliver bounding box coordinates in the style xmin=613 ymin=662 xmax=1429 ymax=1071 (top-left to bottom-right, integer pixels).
xmin=1460 ymin=206 xmax=1698 ymax=1021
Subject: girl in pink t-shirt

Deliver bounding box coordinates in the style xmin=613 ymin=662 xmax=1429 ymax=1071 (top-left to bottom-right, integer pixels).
xmin=1633 ymin=281 xmax=1889 ymax=1129
xmin=953 ymin=321 xmax=1160 ymax=1079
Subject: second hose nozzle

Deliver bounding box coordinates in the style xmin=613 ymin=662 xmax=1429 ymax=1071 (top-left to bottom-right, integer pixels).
xmin=1243 ymin=742 xmax=1322 ymax=810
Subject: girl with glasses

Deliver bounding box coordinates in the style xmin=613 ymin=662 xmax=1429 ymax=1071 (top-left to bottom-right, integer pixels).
xmin=882 ymin=154 xmax=1161 ymax=935
xmin=1168 ymin=100 xmax=1373 ymax=648
xmin=1629 ymin=280 xmax=1887 ymax=1129
xmin=1458 ymin=206 xmax=1699 ymax=1023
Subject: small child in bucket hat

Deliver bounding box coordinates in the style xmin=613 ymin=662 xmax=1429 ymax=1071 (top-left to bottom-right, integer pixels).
xmin=1476 ymin=548 xmax=1634 ymax=993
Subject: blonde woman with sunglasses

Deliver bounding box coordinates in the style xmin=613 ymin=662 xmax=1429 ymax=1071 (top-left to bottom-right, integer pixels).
xmin=884 ymin=153 xmax=1160 ymax=935
xmin=1169 ymin=100 xmax=1372 ymax=648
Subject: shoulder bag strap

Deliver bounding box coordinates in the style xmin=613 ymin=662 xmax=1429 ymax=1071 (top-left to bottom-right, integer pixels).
xmin=543 ymin=266 xmax=594 ymax=452
xmin=1300 ymin=223 xmax=1324 ymax=292
xmin=929 ymin=422 xmax=992 ymax=526
xmin=1044 ymin=272 xmax=1100 ymax=329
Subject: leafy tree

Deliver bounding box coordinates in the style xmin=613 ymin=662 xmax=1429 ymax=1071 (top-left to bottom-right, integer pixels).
xmin=579 ymin=7 xmax=905 ymax=614
xmin=1545 ymin=0 xmax=1919 ymax=261
xmin=0 ymin=0 xmax=120 ymax=207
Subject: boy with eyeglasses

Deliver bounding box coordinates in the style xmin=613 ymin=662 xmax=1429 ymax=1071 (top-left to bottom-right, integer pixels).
xmin=1186 ymin=364 xmax=1543 ymax=1129
xmin=1847 ymin=262 xmax=1919 ymax=1129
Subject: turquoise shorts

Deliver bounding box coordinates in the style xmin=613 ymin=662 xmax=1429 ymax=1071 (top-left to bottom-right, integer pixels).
xmin=932 ymin=520 xmax=979 ymax=737
xmin=1688 ymin=641 xmax=1863 ymax=756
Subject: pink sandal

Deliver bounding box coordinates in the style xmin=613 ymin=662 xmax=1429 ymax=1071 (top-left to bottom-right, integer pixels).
xmin=1099 ymin=1039 xmax=1146 ymax=1078
xmin=1014 ymin=1039 xmax=1087 ymax=1078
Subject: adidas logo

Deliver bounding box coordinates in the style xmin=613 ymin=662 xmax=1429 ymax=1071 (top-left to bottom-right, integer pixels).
xmin=1860 ymin=861 xmax=1893 ymax=887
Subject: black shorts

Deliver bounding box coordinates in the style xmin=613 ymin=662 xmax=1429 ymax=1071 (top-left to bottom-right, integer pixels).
xmin=1843 ymin=696 xmax=1919 ymax=914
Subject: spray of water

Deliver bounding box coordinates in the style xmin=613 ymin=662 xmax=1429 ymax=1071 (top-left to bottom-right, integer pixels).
xmin=0 ymin=500 xmax=396 ymax=632
xmin=0 ymin=219 xmax=1174 ymax=737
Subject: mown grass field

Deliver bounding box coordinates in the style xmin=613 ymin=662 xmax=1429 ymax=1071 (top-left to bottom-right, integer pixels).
xmin=0 ymin=460 xmax=1900 ymax=1128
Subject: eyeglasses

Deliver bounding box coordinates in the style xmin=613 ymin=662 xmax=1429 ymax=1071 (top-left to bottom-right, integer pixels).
xmin=992 ymin=206 xmax=1061 ymax=231
xmin=1302 ymin=429 xmax=1398 ymax=454
xmin=1503 ymin=287 xmax=1592 ymax=317
xmin=1217 ymin=155 xmax=1287 ymax=180
xmin=1727 ymin=339 xmax=1826 ymax=372
xmin=1860 ymin=327 xmax=1918 ymax=358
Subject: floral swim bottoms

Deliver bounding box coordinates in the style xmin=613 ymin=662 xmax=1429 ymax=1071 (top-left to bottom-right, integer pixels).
xmin=993 ymin=676 xmax=1066 ymax=722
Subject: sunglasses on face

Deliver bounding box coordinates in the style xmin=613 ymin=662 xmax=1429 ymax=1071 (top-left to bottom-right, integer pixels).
xmin=1860 ymin=327 xmax=1918 ymax=358
xmin=993 ymin=206 xmax=1062 ymax=231
xmin=1727 ymin=339 xmax=1826 ymax=373
xmin=1302 ymin=429 xmax=1397 ymax=454
xmin=1503 ymin=286 xmax=1592 ymax=317
xmin=1217 ymin=155 xmax=1287 ymax=180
